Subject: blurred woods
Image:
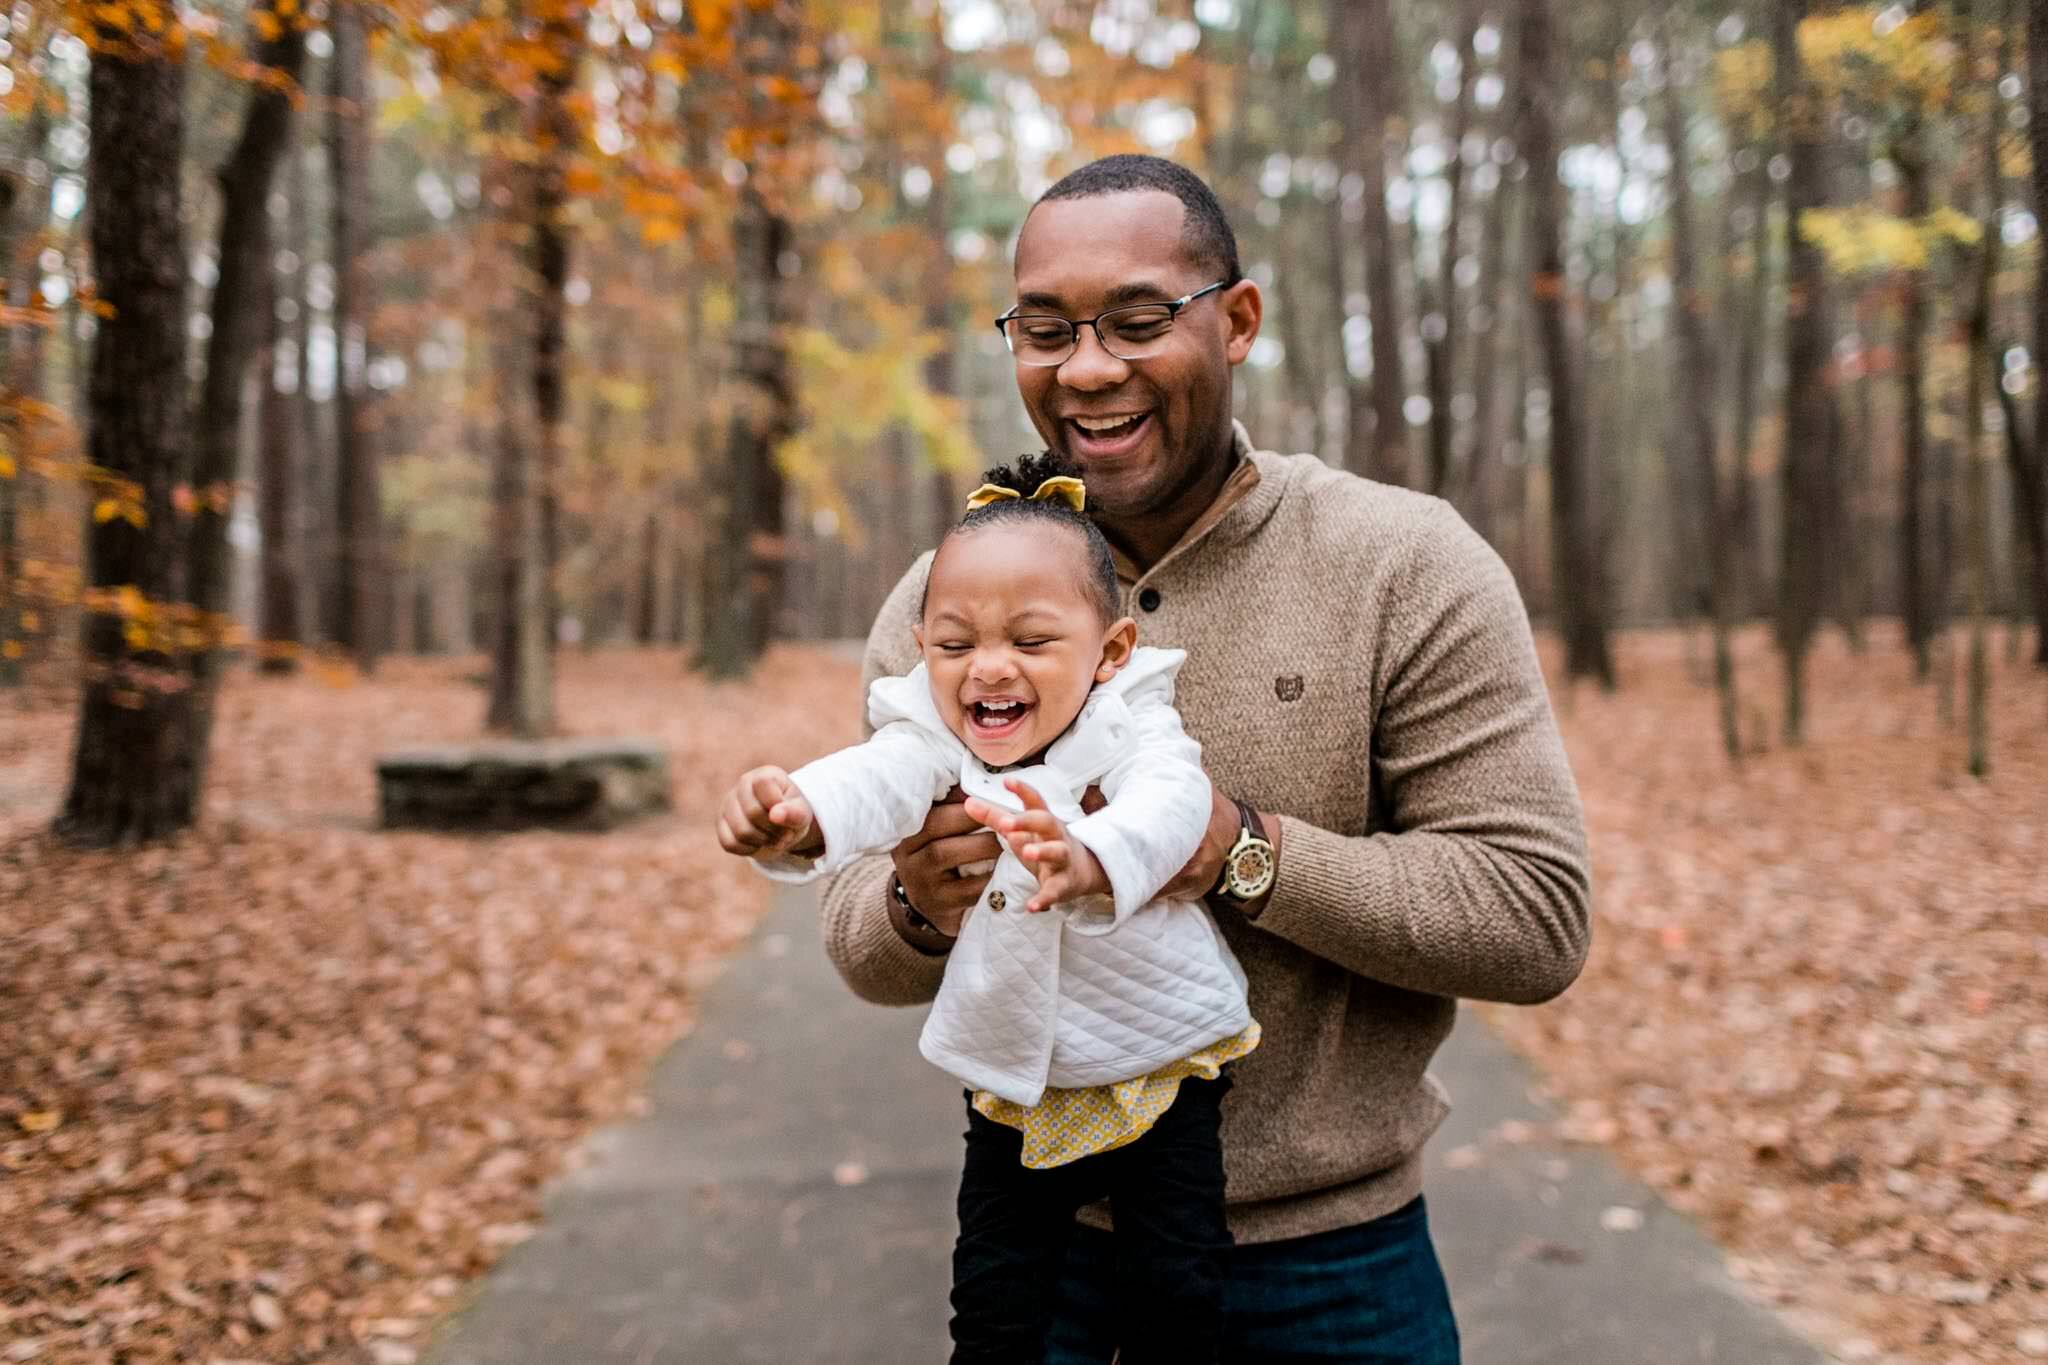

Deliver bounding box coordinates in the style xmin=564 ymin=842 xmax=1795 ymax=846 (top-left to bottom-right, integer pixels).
xmin=2 ymin=0 xmax=2046 ymax=843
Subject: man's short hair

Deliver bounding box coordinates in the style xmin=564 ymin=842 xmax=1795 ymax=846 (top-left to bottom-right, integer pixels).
xmin=1033 ymin=154 xmax=1242 ymax=287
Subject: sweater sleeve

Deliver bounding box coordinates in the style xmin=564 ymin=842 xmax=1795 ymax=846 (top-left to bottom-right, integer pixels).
xmin=1064 ymin=686 xmax=1213 ymax=931
xmin=817 ymin=555 xmax=951 ymax=1007
xmin=1254 ymin=502 xmax=1592 ymax=1005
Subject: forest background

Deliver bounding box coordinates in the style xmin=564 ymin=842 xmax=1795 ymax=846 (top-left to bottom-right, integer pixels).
xmin=2 ymin=0 xmax=2046 ymax=1362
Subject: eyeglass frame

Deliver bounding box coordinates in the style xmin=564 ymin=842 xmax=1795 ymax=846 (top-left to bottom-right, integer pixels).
xmin=991 ymin=280 xmax=1232 ymax=367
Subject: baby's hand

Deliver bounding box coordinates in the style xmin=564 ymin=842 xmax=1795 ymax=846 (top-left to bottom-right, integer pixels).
xmin=717 ymin=766 xmax=822 ymax=859
xmin=962 ymin=779 xmax=1111 ymax=912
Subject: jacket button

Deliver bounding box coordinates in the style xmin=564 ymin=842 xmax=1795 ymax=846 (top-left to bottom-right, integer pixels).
xmin=1138 ymin=587 xmax=1162 ymax=612
xmin=988 ymin=890 xmax=1006 ymax=912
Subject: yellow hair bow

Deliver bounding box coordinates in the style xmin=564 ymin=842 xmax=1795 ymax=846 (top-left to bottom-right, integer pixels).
xmin=963 ymin=475 xmax=1087 ymax=515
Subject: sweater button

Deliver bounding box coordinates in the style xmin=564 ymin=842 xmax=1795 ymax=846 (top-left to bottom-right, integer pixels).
xmin=988 ymin=890 xmax=1007 ymax=912
xmin=1138 ymin=587 xmax=1162 ymax=612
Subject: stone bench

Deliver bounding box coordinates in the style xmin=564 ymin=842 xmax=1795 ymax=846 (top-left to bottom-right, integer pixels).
xmin=377 ymin=738 xmax=672 ymax=832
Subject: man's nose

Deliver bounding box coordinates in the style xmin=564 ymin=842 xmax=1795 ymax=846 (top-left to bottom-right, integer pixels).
xmin=1054 ymin=324 xmax=1130 ymax=392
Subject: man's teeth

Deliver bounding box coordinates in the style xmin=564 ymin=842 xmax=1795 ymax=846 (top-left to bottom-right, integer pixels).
xmin=1074 ymin=413 xmax=1143 ymax=434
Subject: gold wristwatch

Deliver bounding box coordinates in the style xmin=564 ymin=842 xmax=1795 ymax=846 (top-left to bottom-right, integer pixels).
xmin=1207 ymin=798 xmax=1276 ymax=913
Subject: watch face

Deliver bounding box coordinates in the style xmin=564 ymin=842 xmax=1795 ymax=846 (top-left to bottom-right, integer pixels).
xmin=1226 ymin=842 xmax=1276 ymax=897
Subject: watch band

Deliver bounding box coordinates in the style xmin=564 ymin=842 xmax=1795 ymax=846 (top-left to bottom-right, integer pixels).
xmin=1207 ymin=799 xmax=1275 ymax=918
xmin=892 ymin=874 xmax=951 ymax=939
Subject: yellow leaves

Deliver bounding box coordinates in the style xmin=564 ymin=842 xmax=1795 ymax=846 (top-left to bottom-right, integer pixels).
xmin=1800 ymin=206 xmax=1983 ymax=274
xmin=250 ymin=6 xmax=282 ymax=41
xmin=0 ymin=453 xmax=14 ymax=479
xmin=16 ymin=1110 xmax=61 ymax=1133
xmin=1712 ymin=42 xmax=1773 ymax=133
xmin=1799 ymin=7 xmax=1953 ymax=108
xmin=0 ymin=641 xmax=21 ymax=660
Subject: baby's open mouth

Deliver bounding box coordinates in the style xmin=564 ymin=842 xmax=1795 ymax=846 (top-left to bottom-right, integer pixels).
xmin=969 ymin=699 xmax=1033 ymax=736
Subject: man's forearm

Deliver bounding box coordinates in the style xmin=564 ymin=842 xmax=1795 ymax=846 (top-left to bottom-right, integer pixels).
xmin=1253 ymin=814 xmax=1589 ymax=1004
xmin=818 ymin=854 xmax=949 ymax=1006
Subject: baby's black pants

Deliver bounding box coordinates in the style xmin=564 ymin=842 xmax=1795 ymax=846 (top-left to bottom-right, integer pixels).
xmin=949 ymin=1071 xmax=1232 ymax=1365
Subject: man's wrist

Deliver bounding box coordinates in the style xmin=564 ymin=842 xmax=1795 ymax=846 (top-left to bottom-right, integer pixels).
xmin=1206 ymin=800 xmax=1280 ymax=921
xmin=888 ymin=874 xmax=956 ymax=956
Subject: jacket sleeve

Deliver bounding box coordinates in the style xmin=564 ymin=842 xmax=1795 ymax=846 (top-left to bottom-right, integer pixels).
xmin=752 ymin=720 xmax=957 ymax=884
xmin=1254 ymin=502 xmax=1592 ymax=1005
xmin=817 ymin=554 xmax=953 ymax=1007
xmin=1063 ymin=688 xmax=1213 ymax=931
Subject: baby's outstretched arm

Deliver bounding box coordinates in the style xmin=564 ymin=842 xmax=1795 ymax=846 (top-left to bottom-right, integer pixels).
xmin=963 ymin=778 xmax=1110 ymax=912
xmin=717 ymin=765 xmax=823 ymax=860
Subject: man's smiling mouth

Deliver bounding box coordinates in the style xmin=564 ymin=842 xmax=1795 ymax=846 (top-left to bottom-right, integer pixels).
xmin=1066 ymin=411 xmax=1151 ymax=453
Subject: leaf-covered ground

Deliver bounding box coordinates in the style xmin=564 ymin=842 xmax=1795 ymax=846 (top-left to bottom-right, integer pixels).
xmin=1493 ymin=623 xmax=2047 ymax=1365
xmin=2 ymin=628 xmax=2043 ymax=1363
xmin=0 ymin=646 xmax=862 ymax=1363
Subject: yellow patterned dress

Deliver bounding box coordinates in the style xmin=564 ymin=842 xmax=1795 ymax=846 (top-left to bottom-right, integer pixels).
xmin=971 ymin=1022 xmax=1260 ymax=1169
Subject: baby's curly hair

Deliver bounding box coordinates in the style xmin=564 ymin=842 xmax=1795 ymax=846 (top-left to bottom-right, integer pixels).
xmin=923 ymin=451 xmax=1122 ymax=623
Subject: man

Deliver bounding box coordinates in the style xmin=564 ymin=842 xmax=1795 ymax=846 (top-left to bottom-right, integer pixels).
xmin=820 ymin=154 xmax=1590 ymax=1362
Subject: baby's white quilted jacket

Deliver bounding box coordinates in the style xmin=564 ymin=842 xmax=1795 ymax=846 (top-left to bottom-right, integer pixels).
xmin=755 ymin=647 xmax=1251 ymax=1107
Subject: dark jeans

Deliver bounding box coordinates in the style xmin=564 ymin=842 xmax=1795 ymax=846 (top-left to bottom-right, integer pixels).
xmin=1044 ymin=1194 xmax=1461 ymax=1365
xmin=951 ymin=1074 xmax=1232 ymax=1365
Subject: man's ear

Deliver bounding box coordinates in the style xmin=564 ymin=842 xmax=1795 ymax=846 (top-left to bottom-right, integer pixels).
xmin=912 ymin=621 xmax=925 ymax=652
xmin=1221 ymin=278 xmax=1262 ymax=367
xmin=1094 ymin=617 xmax=1139 ymax=683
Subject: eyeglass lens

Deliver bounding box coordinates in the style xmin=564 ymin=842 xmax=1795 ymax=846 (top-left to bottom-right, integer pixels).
xmin=1002 ymin=304 xmax=1179 ymax=365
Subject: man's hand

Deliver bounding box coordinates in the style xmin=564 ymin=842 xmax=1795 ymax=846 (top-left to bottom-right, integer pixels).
xmin=716 ymin=766 xmax=822 ymax=860
xmin=1157 ymin=787 xmax=1274 ymax=905
xmin=965 ymin=779 xmax=1112 ymax=913
xmin=888 ymin=786 xmax=1003 ymax=938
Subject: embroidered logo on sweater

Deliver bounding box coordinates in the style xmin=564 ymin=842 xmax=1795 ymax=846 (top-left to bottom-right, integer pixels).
xmin=1275 ymin=674 xmax=1305 ymax=702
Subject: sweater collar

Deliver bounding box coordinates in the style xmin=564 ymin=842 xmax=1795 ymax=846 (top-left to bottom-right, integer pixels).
xmin=1113 ymin=420 xmax=1289 ymax=587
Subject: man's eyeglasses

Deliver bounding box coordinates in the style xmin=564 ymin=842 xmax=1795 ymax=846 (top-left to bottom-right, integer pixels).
xmin=993 ymin=281 xmax=1230 ymax=367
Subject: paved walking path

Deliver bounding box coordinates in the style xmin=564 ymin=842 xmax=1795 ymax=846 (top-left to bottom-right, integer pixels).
xmin=427 ymin=886 xmax=1825 ymax=1365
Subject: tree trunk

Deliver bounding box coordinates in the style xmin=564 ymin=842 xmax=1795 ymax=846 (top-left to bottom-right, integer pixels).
xmin=1423 ymin=1 xmax=1480 ymax=497
xmin=192 ymin=0 xmax=306 ymax=744
xmin=1517 ymin=0 xmax=1614 ymax=687
xmin=1774 ymin=0 xmax=1834 ymax=742
xmin=257 ymin=177 xmax=303 ymax=673
xmin=694 ymin=2 xmax=798 ymax=677
xmin=328 ymin=0 xmax=378 ymax=670
xmin=484 ymin=129 xmax=555 ymax=737
xmin=2021 ymin=0 xmax=2048 ymax=662
xmin=1897 ymin=118 xmax=1934 ymax=674
xmin=1337 ymin=0 xmax=1410 ymax=485
xmin=0 ymin=160 xmax=22 ymax=687
xmin=57 ymin=31 xmax=201 ymax=845
xmin=1660 ymin=24 xmax=1740 ymax=761
xmin=922 ymin=2 xmax=959 ymax=545
xmin=1963 ymin=0 xmax=2007 ymax=773
xmin=1726 ymin=148 xmax=1772 ymax=620
xmin=1 ymin=99 xmax=50 ymax=687
xmin=533 ymin=5 xmax=576 ymax=655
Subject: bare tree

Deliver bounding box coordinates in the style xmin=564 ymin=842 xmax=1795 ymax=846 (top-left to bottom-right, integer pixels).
xmin=1516 ymin=0 xmax=1614 ymax=687
xmin=1422 ymin=0 xmax=1480 ymax=497
xmin=1660 ymin=21 xmax=1740 ymax=760
xmin=1774 ymin=0 xmax=1836 ymax=742
xmin=694 ymin=0 xmax=799 ymax=677
xmin=189 ymin=0 xmax=307 ymax=761
xmin=483 ymin=0 xmax=579 ymax=736
xmin=328 ymin=0 xmax=378 ymax=669
xmin=1896 ymin=97 xmax=1935 ymax=675
xmin=1335 ymin=0 xmax=1410 ymax=485
xmin=57 ymin=23 xmax=200 ymax=844
xmin=2014 ymin=0 xmax=2048 ymax=663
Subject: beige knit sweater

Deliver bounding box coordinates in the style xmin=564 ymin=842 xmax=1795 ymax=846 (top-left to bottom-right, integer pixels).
xmin=819 ymin=424 xmax=1592 ymax=1244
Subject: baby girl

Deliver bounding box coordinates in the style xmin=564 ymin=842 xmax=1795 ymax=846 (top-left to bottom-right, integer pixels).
xmin=717 ymin=452 xmax=1255 ymax=1365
